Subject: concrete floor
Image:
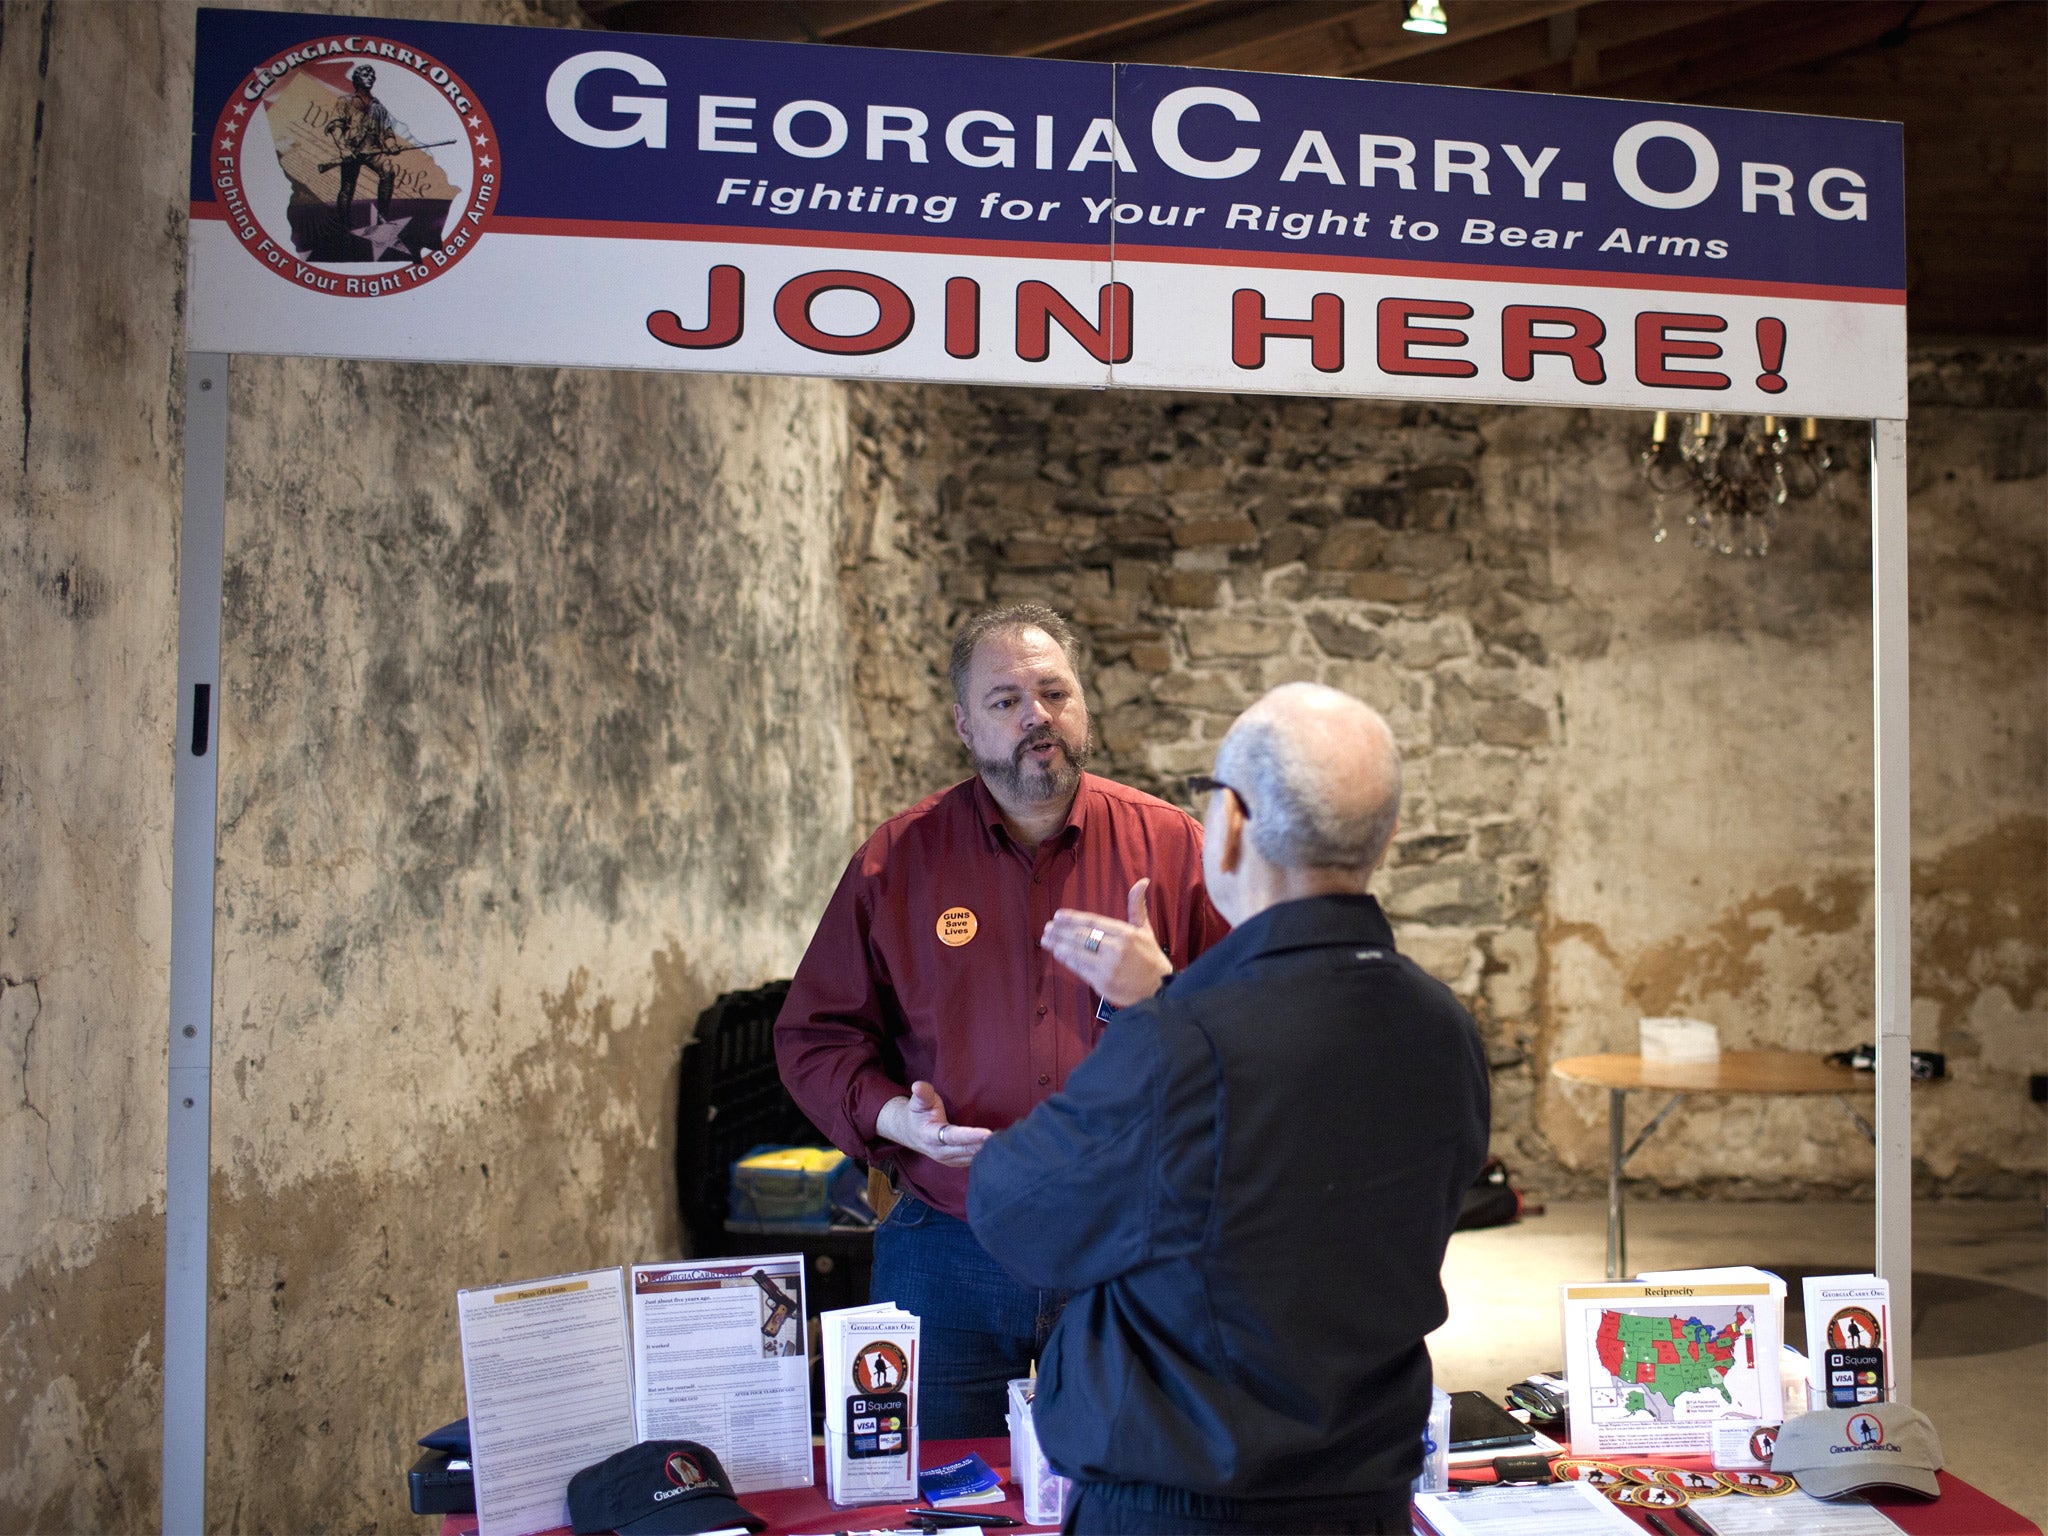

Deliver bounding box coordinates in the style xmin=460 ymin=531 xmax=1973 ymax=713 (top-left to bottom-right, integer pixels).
xmin=1427 ymin=1199 xmax=2048 ymax=1526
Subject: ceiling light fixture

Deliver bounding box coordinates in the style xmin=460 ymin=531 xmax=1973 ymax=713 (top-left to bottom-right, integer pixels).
xmin=1403 ymin=0 xmax=1449 ymax=36
xmin=1640 ymin=411 xmax=1843 ymax=557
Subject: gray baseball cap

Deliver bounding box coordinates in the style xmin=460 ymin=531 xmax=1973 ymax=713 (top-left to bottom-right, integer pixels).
xmin=1772 ymin=1406 xmax=1944 ymax=1500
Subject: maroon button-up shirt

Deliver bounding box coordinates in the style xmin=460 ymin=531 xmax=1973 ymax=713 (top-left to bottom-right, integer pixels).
xmin=774 ymin=773 xmax=1230 ymax=1219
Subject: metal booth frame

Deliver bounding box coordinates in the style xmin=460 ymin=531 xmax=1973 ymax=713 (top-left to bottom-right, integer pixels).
xmin=166 ymin=15 xmax=1917 ymax=1528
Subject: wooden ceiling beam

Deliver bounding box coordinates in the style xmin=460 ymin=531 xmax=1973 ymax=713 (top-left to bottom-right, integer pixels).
xmin=1086 ymin=3 xmax=1382 ymax=67
xmin=1356 ymin=14 xmax=1567 ymax=87
xmin=1377 ymin=0 xmax=1773 ymax=91
xmin=1566 ymin=0 xmax=1778 ymax=88
xmin=585 ymin=1 xmax=949 ymax=42
xmin=824 ymin=1 xmax=1220 ymax=58
xmin=1596 ymin=0 xmax=2006 ymax=102
xmin=1141 ymin=0 xmax=1587 ymax=78
xmin=588 ymin=0 xmax=2019 ymax=106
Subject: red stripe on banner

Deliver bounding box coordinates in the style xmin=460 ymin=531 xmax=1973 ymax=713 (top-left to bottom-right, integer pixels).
xmin=188 ymin=202 xmax=1905 ymax=308
xmin=494 ymin=218 xmax=1903 ymax=305
xmin=491 ymin=215 xmax=1113 ymax=265
xmin=1115 ymin=241 xmax=1907 ymax=306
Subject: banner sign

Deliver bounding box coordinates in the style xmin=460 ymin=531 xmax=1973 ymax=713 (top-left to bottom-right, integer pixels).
xmin=188 ymin=9 xmax=1907 ymax=417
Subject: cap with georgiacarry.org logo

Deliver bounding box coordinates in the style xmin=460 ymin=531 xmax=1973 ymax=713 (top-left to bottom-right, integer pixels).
xmin=1768 ymin=1405 xmax=1945 ymax=1501
xmin=566 ymin=1439 xmax=765 ymax=1536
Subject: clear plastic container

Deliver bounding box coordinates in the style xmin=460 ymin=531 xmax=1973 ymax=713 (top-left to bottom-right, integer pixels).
xmin=1413 ymin=1385 xmax=1451 ymax=1494
xmin=1007 ymin=1376 xmax=1071 ymax=1526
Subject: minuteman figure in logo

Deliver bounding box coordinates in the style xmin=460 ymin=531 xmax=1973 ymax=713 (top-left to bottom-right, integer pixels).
xmin=855 ymin=1342 xmax=904 ymax=1392
xmin=324 ymin=64 xmax=411 ymax=220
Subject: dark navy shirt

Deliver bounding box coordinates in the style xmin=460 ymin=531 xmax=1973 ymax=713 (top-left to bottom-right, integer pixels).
xmin=968 ymin=894 xmax=1489 ymax=1507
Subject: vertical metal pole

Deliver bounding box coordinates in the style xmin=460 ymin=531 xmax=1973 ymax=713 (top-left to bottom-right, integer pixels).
xmin=1870 ymin=417 xmax=1913 ymax=1406
xmin=165 ymin=352 xmax=228 ymax=1534
xmin=1607 ymin=1089 xmax=1626 ymax=1280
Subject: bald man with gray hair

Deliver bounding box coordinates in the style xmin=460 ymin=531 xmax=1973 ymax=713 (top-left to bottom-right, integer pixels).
xmin=975 ymin=683 xmax=1490 ymax=1536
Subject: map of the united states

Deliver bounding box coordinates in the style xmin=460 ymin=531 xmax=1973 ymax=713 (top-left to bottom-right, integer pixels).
xmin=1595 ymin=1307 xmax=1749 ymax=1420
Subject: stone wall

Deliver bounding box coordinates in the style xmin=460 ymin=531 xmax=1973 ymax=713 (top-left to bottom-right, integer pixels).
xmin=840 ymin=355 xmax=2046 ymax=1199
xmin=1 ymin=2 xmax=859 ymax=1531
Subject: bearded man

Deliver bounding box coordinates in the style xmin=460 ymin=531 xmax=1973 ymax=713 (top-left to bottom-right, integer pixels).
xmin=775 ymin=603 xmax=1228 ymax=1435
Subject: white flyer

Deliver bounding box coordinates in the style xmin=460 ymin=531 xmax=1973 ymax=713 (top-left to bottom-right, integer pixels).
xmin=1694 ymin=1489 xmax=1906 ymax=1535
xmin=457 ymin=1268 xmax=637 ymax=1536
xmin=821 ymin=1303 xmax=920 ymax=1507
xmin=628 ymin=1257 xmax=814 ymax=1494
xmin=1561 ymin=1279 xmax=1784 ymax=1456
xmin=1414 ymin=1480 xmax=1641 ymax=1534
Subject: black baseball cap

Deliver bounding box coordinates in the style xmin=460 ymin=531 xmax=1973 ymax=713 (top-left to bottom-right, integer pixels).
xmin=567 ymin=1441 xmax=763 ymax=1536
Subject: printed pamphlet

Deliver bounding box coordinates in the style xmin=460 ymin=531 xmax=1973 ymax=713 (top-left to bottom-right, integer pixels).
xmin=457 ymin=1268 xmax=637 ymax=1536
xmin=1413 ymin=1479 xmax=1641 ymax=1534
xmin=919 ymin=1451 xmax=1004 ymax=1506
xmin=457 ymin=1254 xmax=818 ymax=1534
xmin=1801 ymin=1274 xmax=1892 ymax=1408
xmin=629 ymin=1258 xmax=813 ymax=1493
xmin=822 ymin=1303 xmax=920 ymax=1506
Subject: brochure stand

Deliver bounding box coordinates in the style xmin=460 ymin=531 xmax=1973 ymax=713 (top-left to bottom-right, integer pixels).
xmin=164 ymin=14 xmax=1917 ymax=1526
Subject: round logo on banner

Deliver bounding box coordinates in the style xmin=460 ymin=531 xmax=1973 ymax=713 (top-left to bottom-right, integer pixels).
xmin=208 ymin=35 xmax=498 ymax=296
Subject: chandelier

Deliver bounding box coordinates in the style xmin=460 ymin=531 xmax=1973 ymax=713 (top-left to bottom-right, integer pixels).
xmin=1640 ymin=411 xmax=1841 ymax=557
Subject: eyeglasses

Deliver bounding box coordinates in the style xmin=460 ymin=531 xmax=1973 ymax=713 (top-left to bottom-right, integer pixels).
xmin=1184 ymin=775 xmax=1251 ymax=818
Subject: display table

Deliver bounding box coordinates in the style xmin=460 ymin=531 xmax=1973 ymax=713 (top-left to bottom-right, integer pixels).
xmin=433 ymin=1436 xmax=2039 ymax=1536
xmin=1550 ymin=1051 xmax=1875 ymax=1278
xmin=1447 ymin=1453 xmax=2040 ymax=1536
xmin=436 ymin=1436 xmax=1051 ymax=1534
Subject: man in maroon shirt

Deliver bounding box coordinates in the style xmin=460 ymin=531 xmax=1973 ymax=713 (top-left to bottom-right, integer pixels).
xmin=775 ymin=603 xmax=1229 ymax=1435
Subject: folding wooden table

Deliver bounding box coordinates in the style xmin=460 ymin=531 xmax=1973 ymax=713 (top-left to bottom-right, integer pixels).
xmin=1550 ymin=1051 xmax=1875 ymax=1279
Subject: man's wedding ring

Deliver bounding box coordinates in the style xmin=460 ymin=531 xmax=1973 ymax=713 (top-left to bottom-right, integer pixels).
xmin=1085 ymin=927 xmax=1105 ymax=952
xmin=937 ymin=1124 xmax=947 ymax=1145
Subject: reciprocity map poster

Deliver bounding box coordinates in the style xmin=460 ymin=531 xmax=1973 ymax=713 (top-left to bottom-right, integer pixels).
xmin=1562 ymin=1281 xmax=1785 ymax=1455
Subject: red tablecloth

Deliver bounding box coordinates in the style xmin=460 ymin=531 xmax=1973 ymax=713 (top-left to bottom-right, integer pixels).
xmin=439 ymin=1437 xmax=1051 ymax=1536
xmin=1448 ymin=1452 xmax=2040 ymax=1535
xmin=437 ymin=1437 xmax=2040 ymax=1536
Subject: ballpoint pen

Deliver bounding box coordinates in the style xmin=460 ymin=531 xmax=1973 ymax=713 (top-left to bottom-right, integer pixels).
xmin=910 ymin=1513 xmax=1022 ymax=1528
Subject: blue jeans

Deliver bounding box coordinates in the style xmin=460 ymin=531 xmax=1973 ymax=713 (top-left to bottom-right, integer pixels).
xmin=870 ymin=1194 xmax=1066 ymax=1438
xmin=1063 ymin=1483 xmax=1412 ymax=1535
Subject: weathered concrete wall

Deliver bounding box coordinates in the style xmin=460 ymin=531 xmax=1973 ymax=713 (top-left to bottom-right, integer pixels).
xmin=1 ymin=2 xmax=858 ymax=1531
xmin=203 ymin=357 xmax=854 ymax=1534
xmin=1531 ymin=350 xmax=2046 ymax=1195
xmin=1 ymin=3 xmax=190 ymax=1525
xmin=843 ymin=356 xmax=2046 ymax=1200
xmin=4 ymin=0 xmax=2042 ymax=1528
